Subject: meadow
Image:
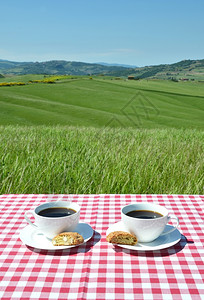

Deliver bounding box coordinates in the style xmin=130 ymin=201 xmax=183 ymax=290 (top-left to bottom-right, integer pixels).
xmin=0 ymin=126 xmax=203 ymax=195
xmin=0 ymin=76 xmax=203 ymax=194
xmin=0 ymin=76 xmax=204 ymax=129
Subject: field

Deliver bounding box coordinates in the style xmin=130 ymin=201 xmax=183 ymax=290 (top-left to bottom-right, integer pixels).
xmin=0 ymin=76 xmax=204 ymax=129
xmin=0 ymin=126 xmax=203 ymax=195
xmin=0 ymin=76 xmax=203 ymax=194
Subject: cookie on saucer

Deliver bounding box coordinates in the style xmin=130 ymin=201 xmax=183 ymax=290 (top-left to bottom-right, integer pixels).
xmin=106 ymin=231 xmax=138 ymax=245
xmin=52 ymin=232 xmax=84 ymax=246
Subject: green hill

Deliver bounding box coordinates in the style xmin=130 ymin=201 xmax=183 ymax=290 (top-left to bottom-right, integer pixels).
xmin=0 ymin=59 xmax=133 ymax=76
xmin=132 ymin=59 xmax=204 ymax=80
xmin=0 ymin=58 xmax=204 ymax=80
xmin=0 ymin=75 xmax=203 ymax=195
xmin=0 ymin=75 xmax=204 ymax=129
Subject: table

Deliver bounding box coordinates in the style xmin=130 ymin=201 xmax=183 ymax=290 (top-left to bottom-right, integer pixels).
xmin=0 ymin=194 xmax=204 ymax=300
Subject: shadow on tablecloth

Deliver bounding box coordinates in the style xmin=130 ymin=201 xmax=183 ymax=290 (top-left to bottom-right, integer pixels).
xmin=112 ymin=234 xmax=194 ymax=257
xmin=25 ymin=230 xmax=101 ymax=256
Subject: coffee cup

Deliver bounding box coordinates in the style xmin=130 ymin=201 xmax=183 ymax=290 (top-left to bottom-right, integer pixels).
xmin=24 ymin=201 xmax=80 ymax=239
xmin=121 ymin=202 xmax=179 ymax=243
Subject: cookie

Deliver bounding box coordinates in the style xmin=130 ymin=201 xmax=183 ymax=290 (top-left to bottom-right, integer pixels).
xmin=52 ymin=232 xmax=84 ymax=246
xmin=106 ymin=231 xmax=137 ymax=245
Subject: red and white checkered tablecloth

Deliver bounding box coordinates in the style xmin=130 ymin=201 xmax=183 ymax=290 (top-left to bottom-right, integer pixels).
xmin=0 ymin=194 xmax=203 ymax=300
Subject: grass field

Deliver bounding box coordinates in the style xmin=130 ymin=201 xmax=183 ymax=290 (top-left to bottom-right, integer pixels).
xmin=0 ymin=126 xmax=203 ymax=195
xmin=0 ymin=76 xmax=203 ymax=194
xmin=0 ymin=76 xmax=204 ymax=129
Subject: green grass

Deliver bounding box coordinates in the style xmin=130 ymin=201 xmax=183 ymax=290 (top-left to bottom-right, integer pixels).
xmin=0 ymin=76 xmax=203 ymax=195
xmin=0 ymin=126 xmax=203 ymax=195
xmin=0 ymin=77 xmax=204 ymax=129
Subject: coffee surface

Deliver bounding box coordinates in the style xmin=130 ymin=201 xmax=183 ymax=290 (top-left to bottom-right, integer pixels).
xmin=38 ymin=207 xmax=76 ymax=218
xmin=126 ymin=210 xmax=163 ymax=219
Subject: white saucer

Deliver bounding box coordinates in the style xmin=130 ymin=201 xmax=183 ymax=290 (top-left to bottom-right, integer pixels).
xmin=106 ymin=221 xmax=181 ymax=251
xmin=20 ymin=223 xmax=93 ymax=250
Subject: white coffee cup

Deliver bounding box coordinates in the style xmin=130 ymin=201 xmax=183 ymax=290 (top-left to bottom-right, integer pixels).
xmin=24 ymin=201 xmax=80 ymax=239
xmin=121 ymin=202 xmax=179 ymax=243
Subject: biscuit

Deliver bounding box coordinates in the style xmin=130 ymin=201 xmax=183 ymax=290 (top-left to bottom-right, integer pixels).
xmin=106 ymin=231 xmax=137 ymax=245
xmin=52 ymin=232 xmax=84 ymax=246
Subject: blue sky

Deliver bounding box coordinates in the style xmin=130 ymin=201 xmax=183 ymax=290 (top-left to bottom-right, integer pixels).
xmin=0 ymin=0 xmax=203 ymax=66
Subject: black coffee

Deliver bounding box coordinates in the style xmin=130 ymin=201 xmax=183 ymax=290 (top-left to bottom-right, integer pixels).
xmin=38 ymin=207 xmax=76 ymax=218
xmin=126 ymin=210 xmax=163 ymax=219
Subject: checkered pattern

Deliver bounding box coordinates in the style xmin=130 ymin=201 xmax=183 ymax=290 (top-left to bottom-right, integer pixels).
xmin=0 ymin=194 xmax=203 ymax=300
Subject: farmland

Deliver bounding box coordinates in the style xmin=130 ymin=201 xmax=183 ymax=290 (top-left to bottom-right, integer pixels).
xmin=0 ymin=76 xmax=203 ymax=194
xmin=0 ymin=75 xmax=204 ymax=129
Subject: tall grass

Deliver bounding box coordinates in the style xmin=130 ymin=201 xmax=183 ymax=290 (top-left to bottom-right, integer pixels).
xmin=0 ymin=126 xmax=203 ymax=195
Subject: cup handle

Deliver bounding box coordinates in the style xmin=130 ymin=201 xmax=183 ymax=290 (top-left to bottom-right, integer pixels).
xmin=160 ymin=215 xmax=179 ymax=236
xmin=24 ymin=210 xmax=38 ymax=228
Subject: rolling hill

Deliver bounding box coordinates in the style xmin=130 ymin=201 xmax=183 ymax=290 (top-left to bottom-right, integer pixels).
xmin=0 ymin=75 xmax=203 ymax=129
xmin=0 ymin=58 xmax=204 ymax=80
xmin=0 ymin=59 xmax=133 ymax=77
xmin=0 ymin=74 xmax=203 ymax=195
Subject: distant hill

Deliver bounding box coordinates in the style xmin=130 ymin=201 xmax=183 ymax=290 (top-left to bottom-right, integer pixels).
xmin=96 ymin=62 xmax=138 ymax=68
xmin=0 ymin=59 xmax=133 ymax=77
xmin=0 ymin=58 xmax=204 ymax=80
xmin=132 ymin=59 xmax=204 ymax=80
